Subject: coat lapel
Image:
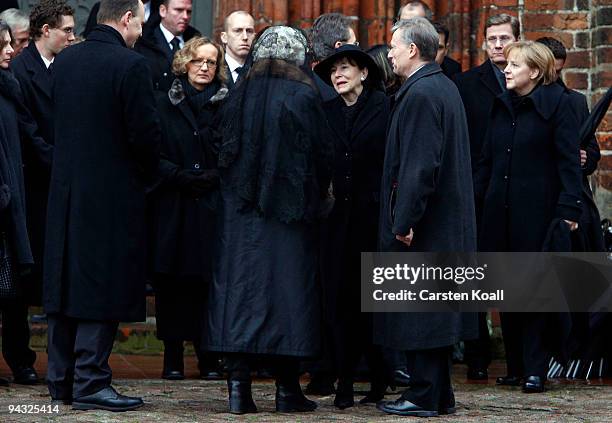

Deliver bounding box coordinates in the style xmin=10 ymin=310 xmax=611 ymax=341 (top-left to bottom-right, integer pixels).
xmin=23 ymin=44 xmax=53 ymax=100
xmin=351 ymin=92 xmax=384 ymax=140
xmin=478 ymin=61 xmax=503 ymax=97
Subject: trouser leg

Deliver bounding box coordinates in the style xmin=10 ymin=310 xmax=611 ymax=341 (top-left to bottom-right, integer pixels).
xmin=1 ymin=300 xmax=36 ymax=371
xmin=225 ymin=353 xmax=251 ymax=382
xmin=46 ymin=313 xmax=77 ymax=400
xmin=72 ymin=320 xmax=118 ymax=398
xmin=464 ymin=312 xmax=491 ymax=370
xmin=400 ymin=347 xmax=453 ymax=411
xmin=163 ymin=340 xmax=184 ymax=372
xmin=500 ymin=312 xmax=524 ymax=377
xmin=522 ymin=313 xmax=549 ymax=379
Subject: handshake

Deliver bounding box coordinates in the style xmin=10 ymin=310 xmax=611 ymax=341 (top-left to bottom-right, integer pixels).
xmin=175 ymin=168 xmax=220 ymax=196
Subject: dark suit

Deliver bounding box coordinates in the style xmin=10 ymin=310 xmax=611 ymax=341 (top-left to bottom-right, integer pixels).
xmin=11 ymin=42 xmax=55 ymax=304
xmin=44 ymin=25 xmax=160 ymax=400
xmin=135 ymin=23 xmax=200 ymax=92
xmin=441 ymin=56 xmax=461 ymax=80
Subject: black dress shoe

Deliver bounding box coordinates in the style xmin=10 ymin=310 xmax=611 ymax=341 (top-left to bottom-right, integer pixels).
xmin=334 ymin=391 xmax=354 ymax=409
xmin=276 ymin=381 xmax=317 ymax=412
xmin=360 ymin=390 xmax=385 ymax=404
xmin=72 ymin=386 xmax=143 ymax=412
xmin=51 ymin=398 xmax=72 ymax=406
xmin=304 ymin=376 xmax=335 ymax=396
xmin=376 ymin=398 xmax=438 ymax=417
xmin=162 ymin=369 xmax=184 ymax=380
xmin=228 ymin=380 xmax=257 ymax=414
xmin=496 ymin=375 xmax=522 ymax=386
xmin=522 ymin=375 xmax=545 ymax=393
xmin=467 ymin=367 xmax=488 ymax=380
xmin=439 ymin=406 xmax=456 ymax=415
xmin=200 ymin=370 xmax=223 ymax=380
xmin=12 ymin=367 xmax=39 ymax=385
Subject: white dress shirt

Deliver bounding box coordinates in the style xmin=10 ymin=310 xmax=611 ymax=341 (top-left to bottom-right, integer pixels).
xmin=159 ymin=23 xmax=184 ymax=51
xmin=225 ymin=53 xmax=244 ymax=83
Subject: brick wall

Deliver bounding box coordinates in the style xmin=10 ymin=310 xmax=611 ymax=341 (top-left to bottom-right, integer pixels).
xmin=214 ymin=0 xmax=612 ymax=217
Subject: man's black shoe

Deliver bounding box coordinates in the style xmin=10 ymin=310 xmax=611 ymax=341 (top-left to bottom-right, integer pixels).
xmin=51 ymin=398 xmax=72 ymax=406
xmin=376 ymin=398 xmax=438 ymax=417
xmin=333 ymin=391 xmax=354 ymax=409
xmin=359 ymin=390 xmax=385 ymax=404
xmin=467 ymin=368 xmax=488 ymax=380
xmin=72 ymin=387 xmax=143 ymax=412
xmin=275 ymin=382 xmax=317 ymax=412
xmin=393 ymin=369 xmax=411 ymax=387
xmin=12 ymin=367 xmax=39 ymax=385
xmin=496 ymin=375 xmax=522 ymax=386
xmin=200 ymin=370 xmax=223 ymax=380
xmin=439 ymin=406 xmax=456 ymax=415
xmin=522 ymin=376 xmax=545 ymax=393
xmin=228 ymin=380 xmax=257 ymax=414
xmin=161 ymin=369 xmax=184 ymax=380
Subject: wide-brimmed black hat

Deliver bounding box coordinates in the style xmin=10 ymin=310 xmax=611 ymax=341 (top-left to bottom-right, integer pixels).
xmin=314 ymin=44 xmax=382 ymax=88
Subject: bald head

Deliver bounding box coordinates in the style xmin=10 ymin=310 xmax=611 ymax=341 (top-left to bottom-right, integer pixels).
xmin=221 ymin=10 xmax=255 ymax=63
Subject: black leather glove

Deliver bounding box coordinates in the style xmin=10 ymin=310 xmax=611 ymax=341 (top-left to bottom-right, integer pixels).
xmin=175 ymin=169 xmax=219 ymax=196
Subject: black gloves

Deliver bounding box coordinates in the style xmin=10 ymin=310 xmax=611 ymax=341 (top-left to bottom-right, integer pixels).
xmin=175 ymin=169 xmax=219 ymax=196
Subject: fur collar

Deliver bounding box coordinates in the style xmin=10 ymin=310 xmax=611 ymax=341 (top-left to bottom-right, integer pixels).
xmin=168 ymin=78 xmax=228 ymax=106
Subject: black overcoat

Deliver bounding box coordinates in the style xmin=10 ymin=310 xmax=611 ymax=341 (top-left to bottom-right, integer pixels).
xmin=473 ymin=83 xmax=583 ymax=252
xmin=376 ymin=63 xmax=477 ymax=351
xmin=135 ymin=24 xmax=200 ymax=92
xmin=454 ymin=60 xmax=504 ymax=166
xmin=43 ymin=25 xmax=161 ymax=322
xmin=148 ymin=78 xmax=226 ymax=280
xmin=11 ymin=42 xmax=56 ymax=300
xmin=205 ymin=77 xmax=332 ymax=357
xmin=441 ymin=56 xmax=461 ymax=80
xmin=320 ymin=89 xmax=389 ymax=320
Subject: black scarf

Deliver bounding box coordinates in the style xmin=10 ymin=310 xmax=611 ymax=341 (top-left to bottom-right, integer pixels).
xmin=180 ymin=76 xmax=220 ymax=115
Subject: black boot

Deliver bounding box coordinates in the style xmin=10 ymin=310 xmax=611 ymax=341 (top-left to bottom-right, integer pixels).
xmin=360 ymin=379 xmax=386 ymax=404
xmin=334 ymin=379 xmax=354 ymax=409
xmin=162 ymin=340 xmax=184 ymax=380
xmin=228 ymin=378 xmax=257 ymax=414
xmin=275 ymin=379 xmax=317 ymax=412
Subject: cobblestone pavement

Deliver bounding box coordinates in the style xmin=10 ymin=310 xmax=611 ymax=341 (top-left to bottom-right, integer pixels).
xmin=0 ymin=354 xmax=610 ymax=422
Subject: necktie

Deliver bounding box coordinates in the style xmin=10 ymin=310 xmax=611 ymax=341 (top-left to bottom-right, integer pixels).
xmin=170 ymin=37 xmax=181 ymax=53
xmin=234 ymin=66 xmax=243 ymax=82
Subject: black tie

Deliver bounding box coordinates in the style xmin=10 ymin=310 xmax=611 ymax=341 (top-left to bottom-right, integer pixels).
xmin=235 ymin=66 xmax=243 ymax=82
xmin=170 ymin=37 xmax=181 ymax=53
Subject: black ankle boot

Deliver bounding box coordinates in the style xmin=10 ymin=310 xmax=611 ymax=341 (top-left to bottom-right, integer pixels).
xmin=334 ymin=379 xmax=354 ymax=409
xmin=275 ymin=380 xmax=317 ymax=412
xmin=162 ymin=341 xmax=184 ymax=380
xmin=228 ymin=379 xmax=257 ymax=414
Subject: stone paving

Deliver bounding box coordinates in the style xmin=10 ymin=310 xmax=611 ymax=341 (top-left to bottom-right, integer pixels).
xmin=0 ymin=353 xmax=610 ymax=422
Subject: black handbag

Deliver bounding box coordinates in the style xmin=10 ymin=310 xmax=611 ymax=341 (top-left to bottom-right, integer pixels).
xmin=0 ymin=231 xmax=17 ymax=299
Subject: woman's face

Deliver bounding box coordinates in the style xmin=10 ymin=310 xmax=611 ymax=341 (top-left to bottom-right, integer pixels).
xmin=0 ymin=31 xmax=14 ymax=69
xmin=330 ymin=57 xmax=367 ymax=98
xmin=186 ymin=43 xmax=219 ymax=90
xmin=504 ymin=50 xmax=539 ymax=95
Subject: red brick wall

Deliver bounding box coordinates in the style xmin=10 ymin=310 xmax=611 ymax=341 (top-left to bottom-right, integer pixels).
xmin=214 ymin=0 xmax=612 ymax=217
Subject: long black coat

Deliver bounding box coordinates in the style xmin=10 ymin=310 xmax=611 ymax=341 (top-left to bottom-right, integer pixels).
xmin=149 ymin=78 xmax=226 ymax=279
xmin=135 ymin=24 xmax=200 ymax=92
xmin=320 ymin=89 xmax=389 ymax=320
xmin=205 ymin=77 xmax=333 ymax=357
xmin=454 ymin=60 xmax=504 ymax=166
xmin=0 ymin=70 xmax=33 ymax=268
xmin=376 ymin=63 xmax=477 ymax=351
xmin=11 ymin=42 xmax=56 ymax=300
xmin=473 ymin=83 xmax=583 ymax=252
xmin=43 ymin=25 xmax=161 ymax=322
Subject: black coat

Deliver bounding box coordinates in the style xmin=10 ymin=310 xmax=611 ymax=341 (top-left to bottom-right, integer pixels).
xmin=320 ymin=89 xmax=389 ymax=318
xmin=454 ymin=60 xmax=504 ymax=167
xmin=0 ymin=70 xmax=33 ymax=268
xmin=43 ymin=25 xmax=161 ymax=322
xmin=148 ymin=78 xmax=226 ymax=280
xmin=205 ymin=77 xmax=333 ymax=357
xmin=10 ymin=42 xmax=56 ymax=297
xmin=135 ymin=24 xmax=200 ymax=92
xmin=473 ymin=83 xmax=583 ymax=252
xmin=441 ymin=56 xmax=461 ymax=80
xmin=376 ymin=63 xmax=477 ymax=350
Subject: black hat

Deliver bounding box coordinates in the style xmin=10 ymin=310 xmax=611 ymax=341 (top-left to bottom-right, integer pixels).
xmin=314 ymin=44 xmax=382 ymax=88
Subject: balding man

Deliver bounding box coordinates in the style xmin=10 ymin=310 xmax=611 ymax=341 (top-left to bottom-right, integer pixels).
xmin=397 ymin=0 xmax=433 ymax=21
xmin=220 ymin=10 xmax=255 ymax=89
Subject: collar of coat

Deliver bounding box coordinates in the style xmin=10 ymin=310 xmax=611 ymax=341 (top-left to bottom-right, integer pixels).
xmin=87 ymin=25 xmax=127 ymax=48
xmin=394 ymin=62 xmax=442 ymax=101
xmin=495 ymin=81 xmax=565 ymax=121
xmin=168 ymin=77 xmax=228 ymax=106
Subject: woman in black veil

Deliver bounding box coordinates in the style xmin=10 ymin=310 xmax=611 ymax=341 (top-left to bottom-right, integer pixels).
xmin=204 ymin=26 xmax=334 ymax=414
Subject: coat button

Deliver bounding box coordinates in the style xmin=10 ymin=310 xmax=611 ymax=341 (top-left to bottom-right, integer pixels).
xmin=344 ymin=197 xmax=349 ymax=201
xmin=194 ymin=163 xmax=200 ymax=169
xmin=163 ymin=72 xmax=168 ymax=76
xmin=507 ymin=148 xmax=511 ymax=153
xmin=577 ymin=200 xmax=582 ymax=205
xmin=504 ymin=175 xmax=508 ymax=180
xmin=512 ymin=122 xmax=516 ymax=127
xmin=193 ymin=131 xmax=198 ymax=136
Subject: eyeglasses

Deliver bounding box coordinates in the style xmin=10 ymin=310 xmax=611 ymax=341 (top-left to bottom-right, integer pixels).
xmin=486 ymin=36 xmax=514 ymax=46
xmin=190 ymin=59 xmax=217 ymax=68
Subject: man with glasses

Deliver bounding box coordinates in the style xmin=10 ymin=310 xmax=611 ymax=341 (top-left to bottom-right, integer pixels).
xmin=135 ymin=0 xmax=200 ymax=91
xmin=453 ymin=13 xmax=520 ymax=383
xmin=5 ymin=0 xmax=75 ymax=387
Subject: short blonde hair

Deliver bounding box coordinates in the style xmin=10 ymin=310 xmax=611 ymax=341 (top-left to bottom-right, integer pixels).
xmin=503 ymin=41 xmax=556 ymax=85
xmin=172 ymin=36 xmax=228 ymax=85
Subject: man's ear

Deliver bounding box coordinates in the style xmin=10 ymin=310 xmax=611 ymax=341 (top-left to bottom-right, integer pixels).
xmin=159 ymin=4 xmax=167 ymax=19
xmin=41 ymin=23 xmax=50 ymax=38
xmin=121 ymin=10 xmax=133 ymax=27
xmin=220 ymin=32 xmax=228 ymax=45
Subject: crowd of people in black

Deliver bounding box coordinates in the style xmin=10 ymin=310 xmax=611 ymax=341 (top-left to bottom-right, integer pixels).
xmin=0 ymin=0 xmax=609 ymax=417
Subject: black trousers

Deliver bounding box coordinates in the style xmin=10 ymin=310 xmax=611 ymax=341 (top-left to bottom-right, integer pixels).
xmin=500 ymin=312 xmax=549 ymax=378
xmin=46 ymin=313 xmax=118 ymax=399
xmin=0 ymin=299 xmax=36 ymax=372
xmin=464 ymin=312 xmax=491 ymax=370
xmin=399 ymin=347 xmax=454 ymax=412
